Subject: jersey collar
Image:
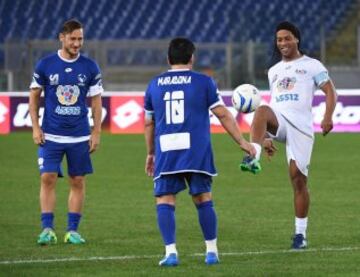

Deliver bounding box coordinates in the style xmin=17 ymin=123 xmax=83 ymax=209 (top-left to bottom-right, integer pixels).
xmin=57 ymin=50 xmax=80 ymax=63
xmin=168 ymin=69 xmax=191 ymax=72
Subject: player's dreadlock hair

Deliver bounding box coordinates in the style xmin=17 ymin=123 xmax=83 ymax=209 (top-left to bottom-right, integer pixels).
xmin=60 ymin=19 xmax=83 ymax=34
xmin=269 ymin=21 xmax=303 ymax=67
xmin=168 ymin=37 xmax=195 ymax=65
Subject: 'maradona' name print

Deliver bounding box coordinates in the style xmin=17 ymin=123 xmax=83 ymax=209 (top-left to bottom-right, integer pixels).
xmin=158 ymin=76 xmax=192 ymax=86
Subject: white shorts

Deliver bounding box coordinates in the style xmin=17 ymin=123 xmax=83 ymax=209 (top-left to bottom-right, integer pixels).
xmin=267 ymin=108 xmax=314 ymax=176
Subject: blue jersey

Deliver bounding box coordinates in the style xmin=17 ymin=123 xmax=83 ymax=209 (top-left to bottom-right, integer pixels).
xmin=144 ymin=69 xmax=223 ymax=180
xmin=30 ymin=51 xmax=103 ymax=139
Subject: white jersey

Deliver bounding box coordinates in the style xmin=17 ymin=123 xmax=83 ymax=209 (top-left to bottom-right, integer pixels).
xmin=268 ymin=55 xmax=330 ymax=137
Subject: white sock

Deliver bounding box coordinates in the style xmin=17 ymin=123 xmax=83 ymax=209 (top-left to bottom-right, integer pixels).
xmin=165 ymin=243 xmax=177 ymax=256
xmin=251 ymin=142 xmax=262 ymax=160
xmin=295 ymin=217 xmax=308 ymax=238
xmin=205 ymin=238 xmax=218 ymax=254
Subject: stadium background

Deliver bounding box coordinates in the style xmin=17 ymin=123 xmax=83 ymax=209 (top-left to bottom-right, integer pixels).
xmin=1 ymin=0 xmax=360 ymax=275
xmin=0 ymin=0 xmax=359 ymax=134
xmin=0 ymin=0 xmax=359 ymax=91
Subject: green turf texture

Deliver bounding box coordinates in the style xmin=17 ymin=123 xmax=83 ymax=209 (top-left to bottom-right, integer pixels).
xmin=0 ymin=133 xmax=359 ymax=276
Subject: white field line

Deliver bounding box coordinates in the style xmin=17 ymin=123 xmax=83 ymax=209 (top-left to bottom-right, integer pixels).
xmin=1 ymin=246 xmax=359 ymax=265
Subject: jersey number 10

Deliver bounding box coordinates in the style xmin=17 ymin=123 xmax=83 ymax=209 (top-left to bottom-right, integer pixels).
xmin=163 ymin=91 xmax=184 ymax=124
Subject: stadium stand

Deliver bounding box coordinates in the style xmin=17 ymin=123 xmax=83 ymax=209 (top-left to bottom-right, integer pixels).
xmin=0 ymin=0 xmax=357 ymax=90
xmin=0 ymin=0 xmax=356 ymax=54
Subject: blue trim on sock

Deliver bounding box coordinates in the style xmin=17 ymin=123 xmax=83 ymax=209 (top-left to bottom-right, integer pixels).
xmin=41 ymin=212 xmax=54 ymax=229
xmin=157 ymin=204 xmax=176 ymax=245
xmin=67 ymin=212 xmax=82 ymax=231
xmin=196 ymin=200 xmax=217 ymax=241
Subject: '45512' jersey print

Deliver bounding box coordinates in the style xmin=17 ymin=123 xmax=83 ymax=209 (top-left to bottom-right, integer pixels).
xmin=30 ymin=51 xmax=103 ymax=137
xmin=268 ymin=55 xmax=330 ymax=136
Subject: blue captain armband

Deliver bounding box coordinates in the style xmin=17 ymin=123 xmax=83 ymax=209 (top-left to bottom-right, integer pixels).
xmin=314 ymin=71 xmax=330 ymax=88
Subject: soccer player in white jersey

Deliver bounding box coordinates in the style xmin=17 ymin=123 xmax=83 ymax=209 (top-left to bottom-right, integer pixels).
xmin=144 ymin=37 xmax=255 ymax=266
xmin=29 ymin=19 xmax=103 ymax=245
xmin=240 ymin=21 xmax=337 ymax=249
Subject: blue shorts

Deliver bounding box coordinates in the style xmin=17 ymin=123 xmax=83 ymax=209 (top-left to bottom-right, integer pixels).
xmin=38 ymin=140 xmax=93 ymax=177
xmin=154 ymin=173 xmax=213 ymax=197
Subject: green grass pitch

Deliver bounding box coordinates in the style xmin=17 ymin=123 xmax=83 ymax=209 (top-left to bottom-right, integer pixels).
xmin=0 ymin=132 xmax=359 ymax=276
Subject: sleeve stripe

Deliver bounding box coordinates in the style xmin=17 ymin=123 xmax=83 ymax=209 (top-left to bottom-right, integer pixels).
xmin=29 ymin=80 xmax=43 ymax=89
xmin=87 ymin=84 xmax=104 ymax=97
xmin=209 ymin=99 xmax=224 ymax=110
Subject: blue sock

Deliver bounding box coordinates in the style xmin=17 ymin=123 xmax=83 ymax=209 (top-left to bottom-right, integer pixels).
xmin=156 ymin=204 xmax=176 ymax=245
xmin=41 ymin=212 xmax=54 ymax=230
xmin=67 ymin=212 xmax=82 ymax=232
xmin=196 ymin=201 xmax=217 ymax=240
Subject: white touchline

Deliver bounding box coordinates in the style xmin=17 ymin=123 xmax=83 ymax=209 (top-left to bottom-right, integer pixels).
xmin=1 ymin=246 xmax=359 ymax=265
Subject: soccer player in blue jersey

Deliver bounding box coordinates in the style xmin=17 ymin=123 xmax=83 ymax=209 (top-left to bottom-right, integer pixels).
xmin=29 ymin=19 xmax=103 ymax=245
xmin=144 ymin=37 xmax=256 ymax=266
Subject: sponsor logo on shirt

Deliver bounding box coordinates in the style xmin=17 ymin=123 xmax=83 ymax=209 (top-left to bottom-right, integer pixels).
xmin=55 ymin=85 xmax=81 ymax=115
xmin=277 ymin=77 xmax=296 ymax=91
xmin=275 ymin=77 xmax=298 ymax=102
xmin=295 ymin=69 xmax=307 ymax=74
xmin=49 ymin=74 xmax=59 ymax=85
xmin=65 ymin=68 xmax=72 ymax=73
xmin=78 ymin=74 xmax=87 ymax=83
xmin=56 ymin=85 xmax=80 ymax=106
xmin=77 ymin=74 xmax=87 ymax=86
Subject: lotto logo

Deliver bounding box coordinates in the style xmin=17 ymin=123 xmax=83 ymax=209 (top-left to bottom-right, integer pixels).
xmin=0 ymin=96 xmax=10 ymax=134
xmin=110 ymin=96 xmax=144 ymax=133
xmin=313 ymin=101 xmax=360 ymax=132
xmin=13 ymin=103 xmax=44 ymax=127
xmin=313 ymin=102 xmax=360 ymax=125
xmin=12 ymin=102 xmax=107 ymax=128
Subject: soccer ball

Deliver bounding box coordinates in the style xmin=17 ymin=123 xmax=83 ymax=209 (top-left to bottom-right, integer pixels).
xmin=231 ymin=84 xmax=261 ymax=113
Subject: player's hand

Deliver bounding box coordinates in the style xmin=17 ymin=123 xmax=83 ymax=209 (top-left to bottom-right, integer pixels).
xmin=145 ymin=154 xmax=154 ymax=177
xmin=89 ymin=130 xmax=101 ymax=153
xmin=240 ymin=141 xmax=257 ymax=157
xmin=321 ymin=117 xmax=333 ymax=136
xmin=263 ymin=138 xmax=277 ymax=160
xmin=32 ymin=126 xmax=45 ymax=145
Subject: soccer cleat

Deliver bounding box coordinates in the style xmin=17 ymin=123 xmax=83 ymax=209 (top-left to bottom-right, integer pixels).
xmin=159 ymin=253 xmax=178 ymax=266
xmin=37 ymin=228 xmax=57 ymax=245
xmin=240 ymin=155 xmax=262 ymax=174
xmin=64 ymin=231 xmax=86 ymax=244
xmin=205 ymin=252 xmax=219 ymax=265
xmin=291 ymin=234 xmax=307 ymax=249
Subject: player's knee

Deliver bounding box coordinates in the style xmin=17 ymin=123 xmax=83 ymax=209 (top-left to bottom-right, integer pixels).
xmin=69 ymin=176 xmax=85 ymax=189
xmin=291 ymin=174 xmax=308 ymax=192
xmin=41 ymin=173 xmax=57 ymax=188
xmin=192 ymin=192 xmax=212 ymax=204
xmin=254 ymin=105 xmax=271 ymax=117
xmin=253 ymin=106 xmax=274 ymax=125
xmin=156 ymin=194 xmax=176 ymax=205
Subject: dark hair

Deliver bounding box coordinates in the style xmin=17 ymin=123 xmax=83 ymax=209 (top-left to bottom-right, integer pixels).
xmin=168 ymin=37 xmax=195 ymax=65
xmin=270 ymin=21 xmax=303 ymax=66
xmin=60 ymin=19 xmax=83 ymax=34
